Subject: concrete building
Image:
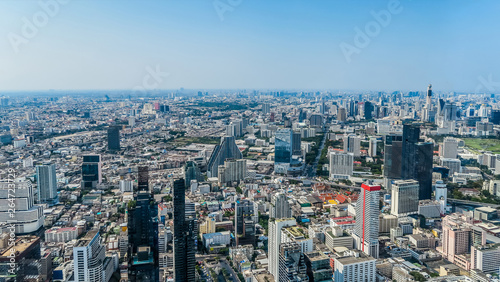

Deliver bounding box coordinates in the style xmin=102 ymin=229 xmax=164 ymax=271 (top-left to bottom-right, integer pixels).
xmin=442 ymin=137 xmax=459 ymax=159
xmin=73 ymin=230 xmax=114 ymax=282
xmin=343 ymin=134 xmax=361 ymax=157
xmin=207 ymin=136 xmax=243 ymax=178
xmin=440 ymin=158 xmax=461 ymax=175
xmin=36 ymin=164 xmax=58 ymax=204
xmin=391 ymin=180 xmax=419 ymax=217
xmin=278 ymin=242 xmax=308 ymax=281
xmin=268 ymin=218 xmax=296 ymax=281
xmin=471 ymin=244 xmax=500 ymax=274
xmin=353 ymin=183 xmax=380 ymax=258
xmin=218 ymin=159 xmax=247 ymax=186
xmin=333 ymin=251 xmax=376 ymax=282
xmin=329 ymin=151 xmax=353 ymax=180
xmin=270 ymin=193 xmax=292 ymax=219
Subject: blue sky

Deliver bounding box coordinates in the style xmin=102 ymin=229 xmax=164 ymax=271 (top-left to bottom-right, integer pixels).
xmin=0 ymin=0 xmax=499 ymax=92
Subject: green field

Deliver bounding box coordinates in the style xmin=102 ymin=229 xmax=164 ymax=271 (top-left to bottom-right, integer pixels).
xmin=463 ymin=138 xmax=500 ymax=154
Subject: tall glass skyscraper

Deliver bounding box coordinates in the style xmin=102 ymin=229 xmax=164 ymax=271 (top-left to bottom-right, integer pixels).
xmin=107 ymin=125 xmax=120 ymax=151
xmin=275 ymin=129 xmax=293 ymax=174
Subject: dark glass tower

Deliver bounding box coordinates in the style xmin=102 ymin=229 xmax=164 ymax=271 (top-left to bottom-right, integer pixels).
xmin=81 ymin=155 xmax=101 ymax=189
xmin=138 ymin=166 xmax=149 ymax=192
xmin=364 ymin=101 xmax=374 ymax=120
xmin=173 ymin=179 xmax=196 ymax=282
xmin=184 ymin=161 xmax=203 ymax=188
xmin=128 ymin=168 xmax=159 ymax=282
xmin=107 ymin=126 xmax=120 ymax=151
xmin=235 ymin=199 xmax=256 ymax=246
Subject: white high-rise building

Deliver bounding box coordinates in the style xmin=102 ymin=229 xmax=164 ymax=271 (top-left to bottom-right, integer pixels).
xmin=329 ymin=151 xmax=353 ymax=180
xmin=391 ymin=180 xmax=419 ymax=217
xmin=442 ymin=137 xmax=459 ymax=159
xmin=270 ymin=193 xmax=291 ymax=219
xmin=471 ymin=244 xmax=500 ymax=274
xmin=333 ymin=250 xmax=376 ymax=282
xmin=343 ymin=134 xmax=361 ymax=157
xmin=353 ymin=183 xmax=380 ymax=258
xmin=0 ymin=180 xmax=44 ymax=234
xmin=37 ymin=164 xmax=58 ymax=204
xmin=368 ymin=137 xmax=378 ymax=157
xmin=73 ymin=230 xmax=111 ymax=282
xmin=218 ymin=159 xmax=247 ymax=186
xmin=435 ymin=180 xmax=447 ymax=215
xmin=268 ymin=218 xmax=296 ymax=281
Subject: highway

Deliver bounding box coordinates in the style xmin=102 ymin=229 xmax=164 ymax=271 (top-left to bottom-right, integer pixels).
xmin=448 ymin=198 xmax=500 ymax=208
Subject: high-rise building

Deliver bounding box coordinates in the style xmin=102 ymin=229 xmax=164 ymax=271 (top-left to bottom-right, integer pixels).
xmin=435 ymin=180 xmax=447 ymax=215
xmin=337 ymin=107 xmax=347 ymax=122
xmin=333 ymin=251 xmax=376 ymax=282
xmin=262 ymin=103 xmax=271 ymax=115
xmin=304 ymin=251 xmax=331 ymax=282
xmin=471 ymin=244 xmax=500 ymax=274
xmin=278 ymin=242 xmax=308 ymax=281
xmin=36 ymin=164 xmax=58 ymax=204
xmin=184 ymin=160 xmax=203 ymax=188
xmin=368 ymin=137 xmax=377 ymax=157
xmin=442 ymin=137 xmax=459 ymax=159
xmin=390 ymin=180 xmax=419 ymax=217
xmin=235 ymin=199 xmax=256 ymax=246
xmin=364 ymin=101 xmax=374 ymax=120
xmin=329 ymin=151 xmax=353 ymax=179
xmin=383 ymin=134 xmax=403 ymax=180
xmin=343 ymin=134 xmax=360 ymax=157
xmin=270 ymin=193 xmax=291 ymax=219
xmin=74 ymin=230 xmax=114 ymax=282
xmin=207 ymin=136 xmax=243 ymax=178
xmin=81 ymin=155 xmax=102 ymax=189
xmin=415 ymin=142 xmax=433 ymax=200
xmin=173 ymin=179 xmax=196 ymax=282
xmin=309 ymin=114 xmax=323 ymax=127
xmin=442 ymin=214 xmax=472 ymax=263
xmin=275 ymin=129 xmax=293 ymax=174
xmin=353 ymin=183 xmax=380 ymax=258
xmin=107 ymin=126 xmax=120 ymax=151
xmin=268 ymin=218 xmax=296 ymax=280
xmin=0 ymin=181 xmax=44 ymax=234
xmin=218 ymin=159 xmax=247 ymax=186
xmin=138 ymin=166 xmax=149 ymax=192
xmin=292 ymin=131 xmax=302 ymax=156
xmin=128 ymin=168 xmax=159 ymax=282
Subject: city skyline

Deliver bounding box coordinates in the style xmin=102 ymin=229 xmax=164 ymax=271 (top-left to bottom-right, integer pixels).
xmin=1 ymin=0 xmax=500 ymax=92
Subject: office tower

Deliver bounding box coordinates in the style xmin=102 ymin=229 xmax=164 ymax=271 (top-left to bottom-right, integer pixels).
xmin=343 ymin=134 xmax=360 ymax=157
xmin=435 ymin=180 xmax=447 ymax=215
xmin=333 ymin=251 xmax=376 ymax=282
xmin=81 ymin=155 xmax=102 ymax=189
xmin=337 ymin=107 xmax=347 ymax=122
xmin=225 ymin=124 xmax=235 ymax=137
xmin=128 ymin=168 xmax=159 ymax=282
xmin=319 ymin=100 xmax=327 ymax=115
xmin=74 ymin=230 xmax=114 ymax=282
xmin=384 ymin=134 xmax=403 ymax=181
xmin=218 ymin=159 xmax=247 ymax=186
xmin=270 ymin=193 xmax=291 ymax=219
xmin=36 ymin=164 xmax=58 ymax=204
xmin=304 ymin=251 xmax=331 ymax=282
xmin=207 ymin=136 xmax=243 ymax=178
xmin=440 ymin=158 xmax=461 ymax=175
xmin=309 ymin=114 xmax=323 ymax=127
xmin=368 ymin=137 xmax=377 ymax=157
xmin=442 ymin=214 xmax=472 ymax=263
xmin=262 ymin=103 xmax=271 ymax=115
xmin=275 ymin=129 xmax=293 ymax=174
xmin=107 ymin=126 xmax=120 ymax=151
xmin=329 ymin=151 xmax=353 ymax=180
xmin=442 ymin=137 xmax=459 ymax=159
xmin=0 ymin=181 xmax=43 ymax=234
xmin=119 ymin=180 xmax=134 ymax=193
xmin=235 ymin=199 xmax=256 ymax=246
xmin=268 ymin=218 xmax=296 ymax=280
xmin=0 ymin=235 xmax=41 ymax=281
xmin=490 ymin=110 xmax=500 ymax=125
xmin=173 ymin=179 xmax=196 ymax=282
xmin=471 ymin=244 xmax=500 ymax=274
xmin=184 ymin=160 xmax=203 ymax=187
xmin=298 ymin=109 xmax=307 ymax=122
xmin=353 ymin=183 xmax=380 ymax=258
xmin=278 ymin=242 xmax=308 ymax=281
xmin=390 ymin=180 xmax=419 ymax=217
xmin=364 ymin=101 xmax=374 ymax=120
xmin=138 ymin=166 xmax=149 ymax=191
xmin=415 ymin=142 xmax=433 ymax=200
xmin=292 ymin=131 xmax=302 ymax=156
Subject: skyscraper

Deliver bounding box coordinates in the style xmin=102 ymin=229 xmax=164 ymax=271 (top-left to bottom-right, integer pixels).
xmin=292 ymin=131 xmax=302 ymax=156
xmin=353 ymin=183 xmax=380 ymax=258
xmin=343 ymin=134 xmax=360 ymax=157
xmin=207 ymin=136 xmax=243 ymax=178
xmin=270 ymin=193 xmax=291 ymax=219
xmin=390 ymin=180 xmax=419 ymax=217
xmin=74 ymin=230 xmax=115 ymax=282
xmin=138 ymin=166 xmax=149 ymax=191
xmin=107 ymin=126 xmax=120 ymax=151
xmin=81 ymin=155 xmax=101 ymax=189
xmin=36 ymin=164 xmax=58 ymax=204
xmin=235 ymin=199 xmax=256 ymax=246
xmin=442 ymin=137 xmax=459 ymax=159
xmin=364 ymin=101 xmax=374 ymax=120
xmin=278 ymin=242 xmax=308 ymax=281
xmin=268 ymin=218 xmax=296 ymax=280
xmin=184 ymin=160 xmax=202 ymax=188
xmin=329 ymin=151 xmax=353 ymax=179
xmin=128 ymin=167 xmax=159 ymax=282
xmin=218 ymin=159 xmax=247 ymax=186
xmin=173 ymin=179 xmax=196 ymax=282
xmin=275 ymin=129 xmax=293 ymax=174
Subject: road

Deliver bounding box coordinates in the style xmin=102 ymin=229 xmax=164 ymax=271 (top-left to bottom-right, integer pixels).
xmin=220 ymin=259 xmax=238 ymax=282
xmin=448 ymin=198 xmax=500 ymax=208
